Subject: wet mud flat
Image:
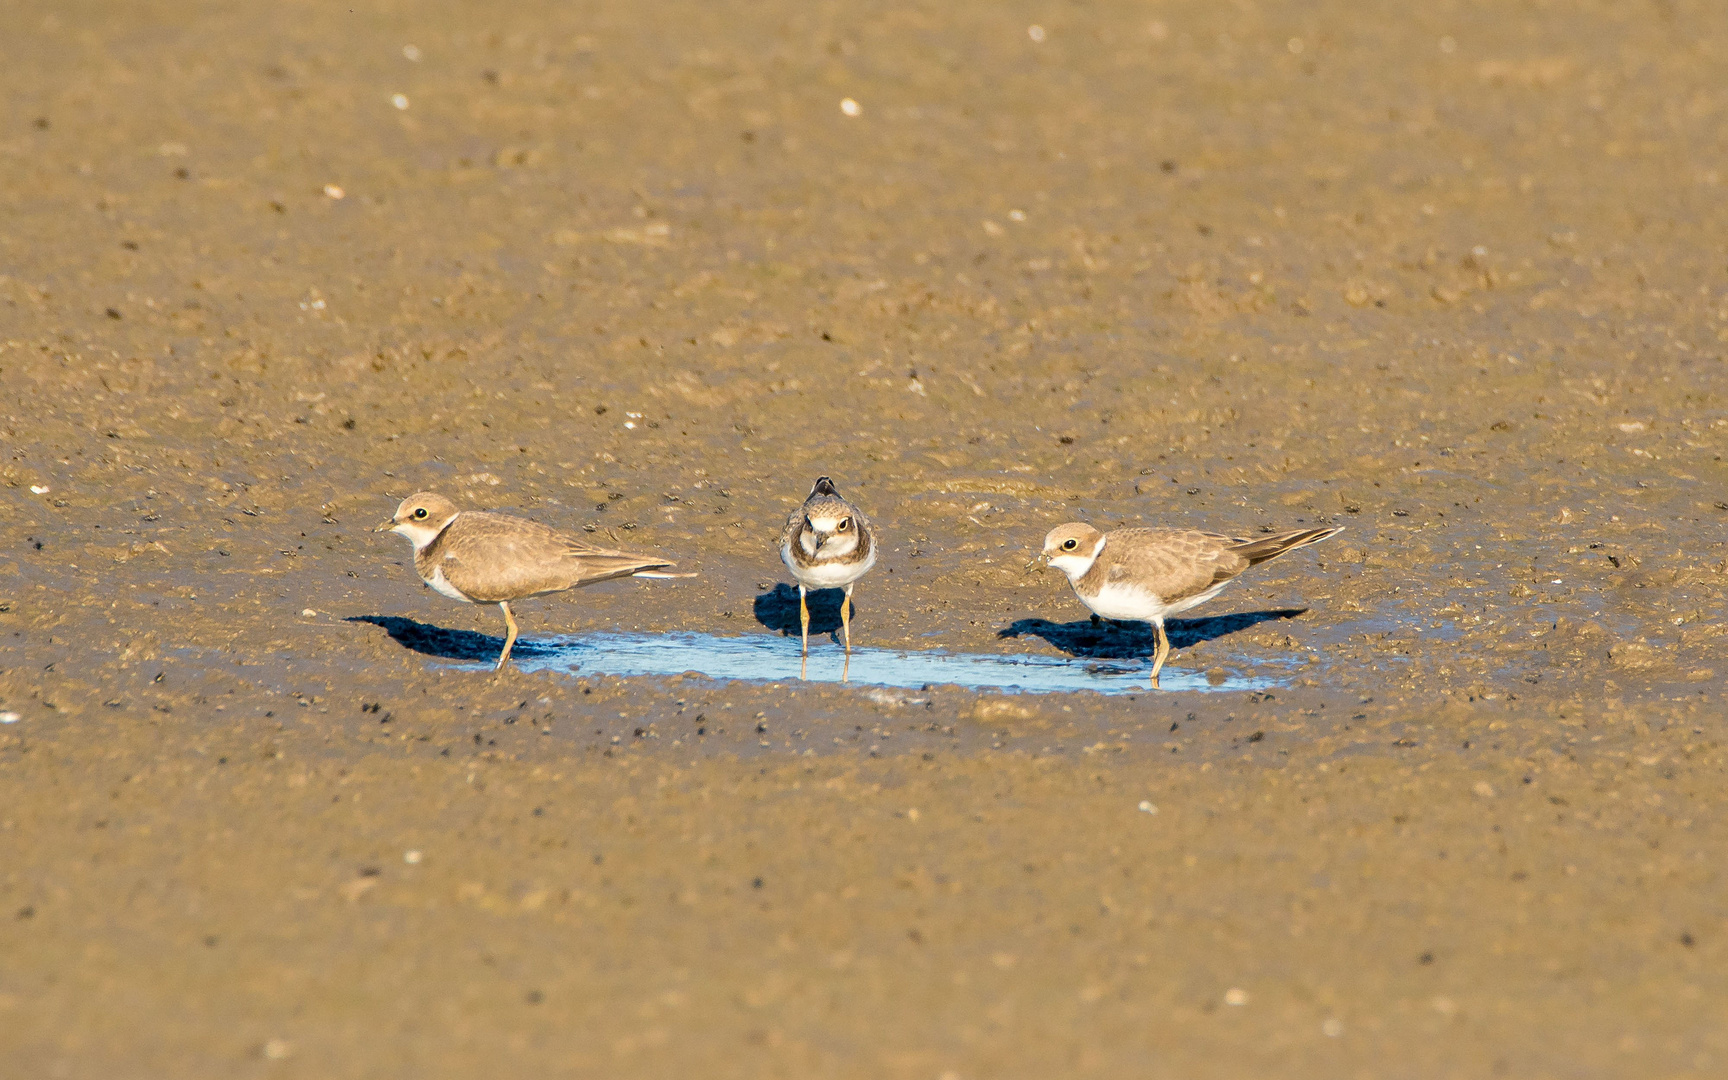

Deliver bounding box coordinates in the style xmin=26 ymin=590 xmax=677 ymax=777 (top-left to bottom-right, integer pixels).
xmin=3 ymin=0 xmax=1727 ymax=1076
xmin=360 ymin=606 xmax=1302 ymax=694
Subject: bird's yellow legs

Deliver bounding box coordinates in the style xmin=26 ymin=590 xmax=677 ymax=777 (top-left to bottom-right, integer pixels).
xmin=798 ymin=584 xmax=810 ymax=680
xmin=496 ymin=601 xmax=520 ymax=673
xmin=1149 ymin=620 xmax=1170 ymax=689
xmin=793 ymin=584 xmax=857 ymax=681
xmin=841 ymin=582 xmax=855 ymax=682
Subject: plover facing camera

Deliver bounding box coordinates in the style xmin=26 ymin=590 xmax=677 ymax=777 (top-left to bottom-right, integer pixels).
xmin=376 ymin=492 xmax=687 ymax=671
xmin=1039 ymin=522 xmax=1342 ymax=688
xmin=779 ymin=476 xmax=877 ymax=680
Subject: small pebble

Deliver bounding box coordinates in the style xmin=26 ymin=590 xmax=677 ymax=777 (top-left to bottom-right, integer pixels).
xmin=403 ymin=850 xmax=423 ymax=865
xmin=0 ymin=712 xmax=20 ymax=724
xmin=323 ymin=183 xmax=345 ymax=199
xmin=300 ymin=609 xmax=317 ymax=617
xmin=839 ymin=97 xmax=861 ymax=117
xmin=1137 ymin=800 xmax=1157 ymax=814
xmin=30 ymin=485 xmax=49 ymax=494
xmin=391 ymin=93 xmax=410 ymax=110
xmin=1028 ymin=25 xmax=1046 ymax=43
xmin=1224 ymin=987 xmax=1249 ymax=1006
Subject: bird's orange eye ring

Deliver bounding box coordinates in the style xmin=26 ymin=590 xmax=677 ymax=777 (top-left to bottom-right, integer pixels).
xmin=1062 ymin=538 xmax=1078 ymax=551
xmin=413 ymin=507 xmax=428 ymax=520
xmin=837 ymin=518 xmax=850 ymax=532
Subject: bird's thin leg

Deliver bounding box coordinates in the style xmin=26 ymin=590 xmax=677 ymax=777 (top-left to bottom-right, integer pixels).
xmin=841 ymin=583 xmax=854 ymax=683
xmin=1148 ymin=620 xmax=1169 ymax=689
xmin=799 ymin=584 xmax=810 ymax=680
xmin=495 ymin=602 xmax=519 ymax=673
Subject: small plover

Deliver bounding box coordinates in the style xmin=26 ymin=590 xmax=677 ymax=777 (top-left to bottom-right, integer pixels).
xmin=1039 ymin=522 xmax=1342 ymax=687
xmin=376 ymin=492 xmax=686 ymax=671
xmin=779 ymin=476 xmax=876 ymax=679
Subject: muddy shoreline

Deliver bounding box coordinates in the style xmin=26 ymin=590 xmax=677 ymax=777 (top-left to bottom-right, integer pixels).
xmin=3 ymin=0 xmax=1726 ymax=1075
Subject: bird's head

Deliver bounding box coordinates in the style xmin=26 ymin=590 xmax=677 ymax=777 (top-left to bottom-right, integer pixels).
xmin=1039 ymin=523 xmax=1106 ymax=580
xmin=375 ymin=492 xmax=461 ymax=551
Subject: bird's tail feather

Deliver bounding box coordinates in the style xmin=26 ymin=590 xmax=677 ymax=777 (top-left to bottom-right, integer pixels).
xmin=1230 ymin=526 xmax=1344 ymax=566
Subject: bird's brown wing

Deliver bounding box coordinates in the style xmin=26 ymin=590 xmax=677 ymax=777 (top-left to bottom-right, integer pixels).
xmin=436 ymin=513 xmax=672 ymax=602
xmin=1228 ymin=526 xmax=1345 ymax=566
xmin=1102 ymin=528 xmax=1251 ymax=603
xmin=779 ymin=507 xmax=804 ymax=555
xmin=557 ymin=533 xmax=678 ymax=586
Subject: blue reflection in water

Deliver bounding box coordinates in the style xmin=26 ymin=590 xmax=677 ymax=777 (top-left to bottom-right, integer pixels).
xmin=499 ymin=632 xmax=1285 ymax=695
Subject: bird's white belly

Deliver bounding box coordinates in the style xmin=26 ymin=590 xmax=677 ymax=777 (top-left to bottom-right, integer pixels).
xmin=424 ymin=565 xmax=473 ymax=602
xmin=789 ymin=548 xmax=875 ymax=588
xmin=1076 ymin=581 xmax=1163 ymax=621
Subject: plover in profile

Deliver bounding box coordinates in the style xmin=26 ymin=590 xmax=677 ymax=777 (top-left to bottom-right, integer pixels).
xmin=779 ymin=476 xmax=876 ymax=679
xmin=1039 ymin=522 xmax=1342 ymax=688
xmin=375 ymin=492 xmax=687 ymax=672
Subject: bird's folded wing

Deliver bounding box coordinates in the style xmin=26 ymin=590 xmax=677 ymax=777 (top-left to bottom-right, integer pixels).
xmin=1227 ymin=526 xmax=1343 ymax=566
xmin=560 ymin=536 xmax=647 ymax=559
xmin=438 ymin=529 xmax=672 ymax=599
xmin=565 ymin=551 xmax=677 ymax=587
xmin=1110 ymin=530 xmax=1247 ymax=603
xmin=555 ymin=536 xmax=686 ymax=578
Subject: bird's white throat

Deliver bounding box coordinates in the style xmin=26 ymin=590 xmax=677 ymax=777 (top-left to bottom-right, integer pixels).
xmin=1046 ymin=552 xmax=1096 ymax=580
xmin=392 ymin=517 xmax=453 ymax=553
xmin=1045 ymin=535 xmax=1106 ymax=580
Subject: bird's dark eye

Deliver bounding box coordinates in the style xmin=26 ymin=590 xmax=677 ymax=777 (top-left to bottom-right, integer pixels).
xmin=837 ymin=518 xmax=850 ymax=532
xmin=1062 ymin=538 xmax=1078 ymax=551
xmin=413 ymin=507 xmax=428 ymax=520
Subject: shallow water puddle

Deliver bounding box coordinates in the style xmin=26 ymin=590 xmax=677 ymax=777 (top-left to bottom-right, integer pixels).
xmin=493 ymin=632 xmax=1286 ymax=695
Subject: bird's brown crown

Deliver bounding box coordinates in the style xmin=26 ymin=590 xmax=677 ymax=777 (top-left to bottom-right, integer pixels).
xmin=1042 ymin=522 xmax=1104 ymax=557
xmin=390 ymin=492 xmax=460 ymax=531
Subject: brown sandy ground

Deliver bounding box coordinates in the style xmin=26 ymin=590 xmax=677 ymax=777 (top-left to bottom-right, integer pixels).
xmin=2 ymin=0 xmax=1726 ymax=1076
